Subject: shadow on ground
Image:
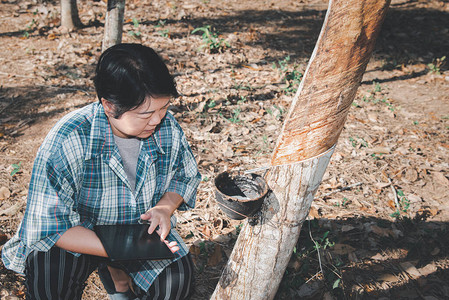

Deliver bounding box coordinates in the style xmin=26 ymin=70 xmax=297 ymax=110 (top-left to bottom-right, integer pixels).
xmin=190 ymin=215 xmax=449 ymax=299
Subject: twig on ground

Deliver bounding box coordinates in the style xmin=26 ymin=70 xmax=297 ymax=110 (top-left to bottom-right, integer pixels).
xmin=0 ymin=203 xmax=22 ymax=216
xmin=0 ymin=155 xmax=27 ymax=161
xmin=90 ymin=281 xmax=103 ymax=291
xmin=388 ymin=177 xmax=400 ymax=212
xmin=307 ymin=218 xmax=324 ymax=277
xmin=305 ymin=271 xmax=321 ymax=284
xmin=0 ymin=71 xmax=35 ymax=79
xmin=316 ymin=182 xmax=363 ymax=198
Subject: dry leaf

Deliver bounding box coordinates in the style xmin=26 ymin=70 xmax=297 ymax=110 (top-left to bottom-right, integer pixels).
xmin=0 ymin=203 xmax=21 ymax=216
xmin=429 ymin=208 xmax=439 ymax=216
xmin=432 ymin=172 xmax=449 ymax=186
xmin=0 ymin=231 xmax=8 ymax=245
xmin=213 ymin=234 xmax=231 ymax=244
xmin=400 ymin=261 xmax=421 ymax=279
xmin=308 ymin=206 xmax=319 ymax=218
xmin=370 ymin=146 xmax=391 ymax=154
xmin=387 ymin=200 xmax=396 ymax=209
xmin=375 ymin=182 xmax=390 ymax=189
xmin=371 ymin=253 xmax=385 ymax=261
xmin=207 ymin=244 xmax=222 ymax=266
xmin=404 ymin=169 xmax=418 ymax=182
xmin=332 ymin=243 xmax=355 ymax=255
xmin=378 ymin=273 xmax=398 ymax=282
xmin=418 ymin=263 xmax=438 ymax=276
xmin=430 ymin=247 xmax=440 ymax=256
xmin=348 ymin=252 xmax=358 ymax=263
xmin=0 ymin=187 xmax=11 ymax=200
xmin=341 ymin=225 xmax=355 ymax=232
xmin=288 ymin=257 xmax=302 ymax=271
xmin=370 ymin=225 xmax=393 ymax=237
xmin=201 ymin=225 xmax=211 ymax=238
xmin=189 ymin=244 xmax=201 ymax=256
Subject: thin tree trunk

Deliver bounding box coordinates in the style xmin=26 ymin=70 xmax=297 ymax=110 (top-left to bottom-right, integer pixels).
xmin=60 ymin=0 xmax=82 ymax=30
xmin=211 ymin=0 xmax=390 ymax=299
xmin=102 ymin=0 xmax=126 ymax=52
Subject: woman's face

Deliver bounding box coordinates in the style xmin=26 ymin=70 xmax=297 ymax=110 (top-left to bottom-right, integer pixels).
xmin=103 ymin=96 xmax=171 ymax=139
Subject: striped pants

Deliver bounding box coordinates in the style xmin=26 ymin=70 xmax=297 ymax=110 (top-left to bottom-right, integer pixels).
xmin=24 ymin=247 xmax=194 ymax=300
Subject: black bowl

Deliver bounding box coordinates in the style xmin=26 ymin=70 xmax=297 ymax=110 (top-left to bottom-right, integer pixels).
xmin=214 ymin=172 xmax=268 ymax=220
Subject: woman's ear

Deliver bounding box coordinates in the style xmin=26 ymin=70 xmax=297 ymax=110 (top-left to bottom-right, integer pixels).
xmin=101 ymin=98 xmax=116 ymax=118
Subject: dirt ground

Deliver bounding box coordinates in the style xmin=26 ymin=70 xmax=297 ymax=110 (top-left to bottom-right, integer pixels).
xmin=0 ymin=0 xmax=448 ymax=299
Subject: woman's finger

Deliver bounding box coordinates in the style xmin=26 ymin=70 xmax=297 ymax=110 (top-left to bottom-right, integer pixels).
xmin=159 ymin=222 xmax=170 ymax=241
xmin=163 ymin=240 xmax=179 ymax=253
xmin=147 ymin=216 xmax=159 ymax=234
xmin=140 ymin=210 xmax=151 ymax=220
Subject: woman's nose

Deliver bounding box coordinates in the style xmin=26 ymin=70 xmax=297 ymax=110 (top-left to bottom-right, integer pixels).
xmin=148 ymin=112 xmax=162 ymax=126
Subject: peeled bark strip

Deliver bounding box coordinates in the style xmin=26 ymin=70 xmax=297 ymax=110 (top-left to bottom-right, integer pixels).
xmin=212 ymin=0 xmax=390 ymax=299
xmin=272 ymin=0 xmax=391 ymax=166
xmin=102 ymin=0 xmax=126 ymax=52
xmin=60 ymin=0 xmax=82 ymax=30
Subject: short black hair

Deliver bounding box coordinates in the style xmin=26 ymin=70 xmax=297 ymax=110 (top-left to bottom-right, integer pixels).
xmin=94 ymin=43 xmax=178 ymax=118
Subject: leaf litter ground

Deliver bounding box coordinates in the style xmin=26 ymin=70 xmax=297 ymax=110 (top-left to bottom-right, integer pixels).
xmin=0 ymin=0 xmax=448 ymax=299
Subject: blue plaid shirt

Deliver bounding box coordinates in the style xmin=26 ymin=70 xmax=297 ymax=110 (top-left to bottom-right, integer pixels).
xmin=2 ymin=102 xmax=201 ymax=291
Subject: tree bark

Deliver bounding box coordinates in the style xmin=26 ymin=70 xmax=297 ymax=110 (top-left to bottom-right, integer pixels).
xmin=211 ymin=0 xmax=390 ymax=299
xmin=102 ymin=0 xmax=126 ymax=52
xmin=60 ymin=0 xmax=83 ymax=30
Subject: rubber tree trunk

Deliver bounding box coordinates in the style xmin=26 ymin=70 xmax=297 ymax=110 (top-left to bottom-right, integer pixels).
xmin=60 ymin=0 xmax=82 ymax=30
xmin=211 ymin=0 xmax=391 ymax=299
xmin=102 ymin=0 xmax=126 ymax=52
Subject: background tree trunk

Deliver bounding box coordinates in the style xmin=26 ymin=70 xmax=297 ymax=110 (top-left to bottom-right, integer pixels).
xmin=102 ymin=0 xmax=126 ymax=52
xmin=60 ymin=0 xmax=82 ymax=30
xmin=211 ymin=0 xmax=391 ymax=299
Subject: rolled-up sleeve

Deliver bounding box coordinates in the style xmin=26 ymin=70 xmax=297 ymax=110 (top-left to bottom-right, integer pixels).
xmin=19 ymin=138 xmax=83 ymax=254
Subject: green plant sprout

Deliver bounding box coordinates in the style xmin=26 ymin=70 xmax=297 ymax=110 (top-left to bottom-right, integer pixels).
xmin=390 ymin=189 xmax=411 ymax=218
xmin=349 ymin=136 xmax=368 ymax=148
xmin=199 ymin=241 xmax=206 ymax=254
xmin=237 ymin=96 xmax=247 ymax=105
xmin=283 ymin=69 xmax=302 ymax=94
xmin=235 ymin=223 xmax=243 ymax=235
xmin=207 ymin=99 xmax=216 ymax=108
xmin=23 ymin=11 xmax=39 ymax=38
xmin=333 ymin=278 xmax=341 ymax=289
xmin=380 ymin=98 xmax=395 ymax=111
xmin=372 ymin=81 xmax=382 ymax=93
xmin=371 ymin=153 xmax=382 ymax=160
xmin=273 ymin=56 xmax=303 ymax=95
xmin=273 ymin=56 xmax=291 ymax=73
xmin=227 ymin=107 xmax=241 ymax=123
xmin=191 ymin=25 xmax=229 ymax=53
xmin=262 ymin=135 xmax=269 ymax=145
xmin=313 ymin=231 xmax=335 ymax=251
xmin=127 ymin=18 xmax=142 ymax=39
xmin=427 ymin=56 xmax=446 ymax=75
xmin=154 ymin=20 xmax=170 ymax=37
xmin=10 ymin=162 xmax=22 ymax=176
xmin=333 ymin=197 xmax=349 ymax=208
xmin=273 ymin=104 xmax=285 ymax=120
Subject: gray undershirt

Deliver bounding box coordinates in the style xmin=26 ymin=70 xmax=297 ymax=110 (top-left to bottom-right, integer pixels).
xmin=113 ymin=135 xmax=141 ymax=194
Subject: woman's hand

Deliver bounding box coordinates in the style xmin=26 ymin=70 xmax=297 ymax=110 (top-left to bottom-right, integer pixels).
xmin=140 ymin=192 xmax=184 ymax=241
xmin=140 ymin=205 xmax=172 ymax=240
